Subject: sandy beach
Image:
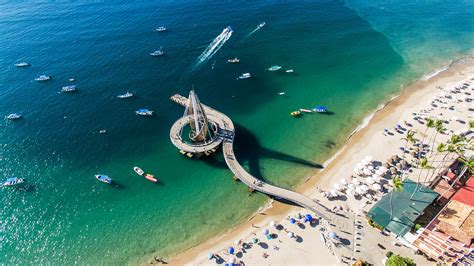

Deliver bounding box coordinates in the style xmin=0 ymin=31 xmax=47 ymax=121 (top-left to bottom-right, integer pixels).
xmin=165 ymin=56 xmax=474 ymax=265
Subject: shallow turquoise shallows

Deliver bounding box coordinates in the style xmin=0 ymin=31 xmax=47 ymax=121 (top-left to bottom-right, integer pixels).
xmin=0 ymin=1 xmax=472 ymax=263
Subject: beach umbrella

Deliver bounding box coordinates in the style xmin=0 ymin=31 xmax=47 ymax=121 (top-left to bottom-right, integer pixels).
xmin=347 ymin=184 xmax=354 ymax=190
xmin=352 ymin=177 xmax=359 ymax=185
xmin=329 ymin=189 xmax=338 ymax=198
xmin=390 ymin=167 xmax=397 ymax=174
xmin=329 ymin=231 xmax=337 ymax=239
xmin=363 ymin=168 xmax=372 ymax=176
xmin=229 ymin=257 xmax=236 ymax=263
xmin=340 ymin=179 xmax=347 ymax=185
xmin=262 ymin=228 xmax=269 ymax=235
xmin=305 ymin=214 xmax=313 ymax=222
xmin=368 ymin=165 xmax=374 ymax=170
xmin=287 ymin=231 xmax=294 ymax=238
xmin=366 ymin=177 xmax=375 ymax=185
xmin=228 ymin=247 xmax=235 ymax=255
xmin=269 ymin=221 xmax=276 ymax=228
xmin=391 ymin=155 xmax=399 ymax=161
xmin=252 ymin=238 xmax=258 ymax=244
xmin=333 ymin=183 xmax=341 ymax=191
xmin=290 ymin=218 xmax=296 ymax=224
xmin=372 ymin=183 xmax=382 ymax=191
xmin=372 ymin=174 xmax=380 ymax=180
xmin=383 ymin=162 xmax=390 ymax=168
xmin=347 ymin=189 xmax=354 ymax=196
xmin=364 ymin=155 xmax=373 ymax=162
xmin=208 ymin=253 xmax=214 ymax=260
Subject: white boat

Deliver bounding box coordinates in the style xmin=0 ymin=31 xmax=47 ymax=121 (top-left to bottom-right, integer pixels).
xmin=68 ymin=78 xmax=75 ymax=82
xmin=14 ymin=62 xmax=30 ymax=67
xmin=117 ymin=92 xmax=133 ymax=98
xmin=237 ymin=73 xmax=251 ymax=80
xmin=227 ymin=57 xmax=240 ymax=63
xmin=5 ymin=113 xmax=22 ymax=120
xmin=258 ymin=22 xmax=266 ymax=28
xmin=99 ymin=129 xmax=106 ymax=134
xmin=285 ymin=69 xmax=294 ymax=73
xmin=278 ymin=92 xmax=285 ymax=95
xmin=61 ymin=85 xmax=76 ymax=92
xmin=35 ymin=75 xmax=51 ymax=81
xmin=299 ymin=108 xmax=313 ymax=113
xmin=95 ymin=174 xmax=112 ymax=184
xmin=134 ymin=167 xmax=145 ymax=176
xmin=136 ymin=109 xmax=154 ymax=116
xmin=156 ymin=26 xmax=167 ymax=32
xmin=2 ymin=177 xmax=25 ymax=187
xmin=150 ymin=47 xmax=164 ymax=56
xmin=267 ymin=65 xmax=282 ymax=71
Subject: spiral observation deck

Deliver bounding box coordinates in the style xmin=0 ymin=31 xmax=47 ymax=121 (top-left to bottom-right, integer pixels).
xmin=170 ymin=93 xmax=330 ymax=221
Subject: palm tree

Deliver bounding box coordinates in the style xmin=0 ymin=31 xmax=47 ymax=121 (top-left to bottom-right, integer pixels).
xmin=410 ymin=157 xmax=432 ymax=199
xmin=389 ymin=177 xmax=404 ymax=220
xmin=400 ymin=130 xmax=417 ymax=180
xmin=429 ymin=120 xmax=446 ymax=156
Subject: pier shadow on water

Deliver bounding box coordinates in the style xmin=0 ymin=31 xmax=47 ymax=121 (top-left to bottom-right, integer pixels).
xmin=203 ymin=124 xmax=323 ymax=185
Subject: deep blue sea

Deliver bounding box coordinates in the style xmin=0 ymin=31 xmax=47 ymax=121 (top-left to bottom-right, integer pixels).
xmin=0 ymin=1 xmax=472 ymax=263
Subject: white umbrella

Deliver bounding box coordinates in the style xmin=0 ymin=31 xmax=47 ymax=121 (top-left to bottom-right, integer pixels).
xmin=356 ymin=186 xmax=366 ymax=195
xmin=329 ymin=189 xmax=338 ymax=197
xmin=347 ymin=189 xmax=354 ymax=196
xmin=356 ymin=163 xmax=363 ymax=169
xmin=340 ymin=179 xmax=347 ymax=185
xmin=269 ymin=221 xmax=276 ymax=228
xmin=360 ymin=184 xmax=369 ymax=191
xmin=333 ymin=183 xmax=341 ymax=191
xmin=372 ymin=183 xmax=382 ymax=190
xmin=363 ymin=168 xmax=372 ymax=176
xmin=372 ymin=174 xmax=380 ymax=180
xmin=347 ymin=184 xmax=354 ymax=190
xmin=366 ymin=177 xmax=375 ymax=185
xmin=229 ymin=257 xmax=236 ymax=263
xmin=364 ymin=155 xmax=373 ymax=162
xmin=287 ymin=232 xmax=294 ymax=238
xmin=368 ymin=165 xmax=374 ymax=171
xmin=352 ymin=177 xmax=359 ymax=185
xmin=262 ymin=228 xmax=269 ymax=235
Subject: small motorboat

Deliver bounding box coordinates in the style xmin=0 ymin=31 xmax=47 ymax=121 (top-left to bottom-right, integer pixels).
xmin=5 ymin=113 xmax=22 ymax=120
xmin=2 ymin=177 xmax=25 ymax=187
xmin=258 ymin=22 xmax=266 ymax=28
xmin=237 ymin=73 xmax=251 ymax=80
xmin=99 ymin=129 xmax=106 ymax=134
xmin=278 ymin=92 xmax=285 ymax=95
xmin=117 ymin=92 xmax=133 ymax=99
xmin=150 ymin=47 xmax=164 ymax=56
xmin=68 ymin=78 xmax=75 ymax=82
xmin=267 ymin=65 xmax=282 ymax=72
xmin=35 ymin=75 xmax=51 ymax=82
xmin=135 ymin=109 xmax=154 ymax=116
xmin=95 ymin=174 xmax=112 ymax=184
xmin=227 ymin=57 xmax=240 ymax=63
xmin=61 ymin=85 xmax=77 ymax=92
xmin=133 ymin=167 xmax=158 ymax=183
xmin=156 ymin=26 xmax=167 ymax=32
xmin=14 ymin=62 xmax=30 ymax=67
xmin=299 ymin=108 xmax=313 ymax=113
xmin=312 ymin=106 xmax=328 ymax=113
xmin=290 ymin=110 xmax=301 ymax=117
xmin=285 ymin=69 xmax=294 ymax=73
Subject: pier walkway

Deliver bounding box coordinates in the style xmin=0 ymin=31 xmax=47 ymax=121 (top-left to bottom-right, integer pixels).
xmin=170 ymin=94 xmax=331 ymax=222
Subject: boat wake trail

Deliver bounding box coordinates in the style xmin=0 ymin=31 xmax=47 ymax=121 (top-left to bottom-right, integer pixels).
xmin=246 ymin=22 xmax=265 ymax=38
xmin=193 ymin=26 xmax=233 ymax=70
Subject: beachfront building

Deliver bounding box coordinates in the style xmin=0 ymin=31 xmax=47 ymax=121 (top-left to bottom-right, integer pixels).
xmin=367 ymin=179 xmax=439 ymax=237
xmin=412 ymin=175 xmax=474 ymax=264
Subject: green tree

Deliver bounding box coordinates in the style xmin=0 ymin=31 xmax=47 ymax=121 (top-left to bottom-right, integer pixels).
xmin=400 ymin=130 xmax=417 ymax=180
xmin=389 ymin=177 xmax=404 ymax=220
xmin=386 ymin=254 xmax=416 ymax=266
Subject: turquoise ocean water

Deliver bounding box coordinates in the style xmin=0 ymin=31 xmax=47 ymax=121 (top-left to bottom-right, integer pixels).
xmin=0 ymin=1 xmax=472 ymax=263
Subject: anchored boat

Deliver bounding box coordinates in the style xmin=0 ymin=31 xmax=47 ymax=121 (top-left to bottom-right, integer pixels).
xmin=312 ymin=106 xmax=328 ymax=113
xmin=5 ymin=113 xmax=22 ymax=120
xmin=227 ymin=57 xmax=240 ymax=63
xmin=237 ymin=73 xmax=251 ymax=80
xmin=61 ymin=85 xmax=77 ymax=92
xmin=267 ymin=65 xmax=282 ymax=72
xmin=35 ymin=75 xmax=51 ymax=82
xmin=156 ymin=26 xmax=167 ymax=32
xmin=133 ymin=167 xmax=158 ymax=183
xmin=135 ymin=109 xmax=154 ymax=116
xmin=2 ymin=177 xmax=25 ymax=187
xmin=117 ymin=92 xmax=133 ymax=99
xmin=14 ymin=62 xmax=30 ymax=67
xmin=95 ymin=174 xmax=112 ymax=184
xmin=150 ymin=46 xmax=164 ymax=56
xmin=290 ymin=110 xmax=301 ymax=117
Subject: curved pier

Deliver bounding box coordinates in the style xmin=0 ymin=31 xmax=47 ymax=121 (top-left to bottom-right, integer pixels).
xmin=170 ymin=94 xmax=330 ymax=221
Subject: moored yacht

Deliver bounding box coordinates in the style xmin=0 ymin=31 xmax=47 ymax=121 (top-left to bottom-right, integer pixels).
xmin=2 ymin=177 xmax=25 ymax=187
xmin=135 ymin=109 xmax=154 ymax=116
xmin=61 ymin=85 xmax=76 ymax=92
xmin=14 ymin=62 xmax=30 ymax=67
xmin=237 ymin=73 xmax=251 ymax=80
xmin=117 ymin=92 xmax=133 ymax=99
xmin=35 ymin=75 xmax=51 ymax=82
xmin=5 ymin=113 xmax=22 ymax=120
xmin=150 ymin=46 xmax=164 ymax=56
xmin=267 ymin=65 xmax=282 ymax=71
xmin=156 ymin=26 xmax=167 ymax=32
xmin=227 ymin=57 xmax=240 ymax=63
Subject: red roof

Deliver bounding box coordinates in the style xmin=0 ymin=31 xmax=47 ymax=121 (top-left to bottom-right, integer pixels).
xmin=452 ymin=175 xmax=474 ymax=207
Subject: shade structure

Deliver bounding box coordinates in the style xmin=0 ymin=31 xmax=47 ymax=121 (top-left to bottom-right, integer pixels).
xmin=329 ymin=189 xmax=338 ymax=197
xmin=364 ymin=155 xmax=373 ymax=162
xmin=229 ymin=257 xmax=236 ymax=263
xmin=287 ymin=231 xmax=294 ymax=238
xmin=372 ymin=183 xmax=382 ymax=190
xmin=208 ymin=253 xmax=214 ymax=260
xmin=352 ymin=177 xmax=360 ymax=185
xmin=347 ymin=188 xmax=354 ymax=196
xmin=372 ymin=174 xmax=380 ymax=180
xmin=252 ymin=238 xmax=258 ymax=243
xmin=368 ymin=165 xmax=374 ymax=170
xmin=228 ymin=247 xmax=235 ymax=254
xmin=262 ymin=228 xmax=269 ymax=235
xmin=366 ymin=177 xmax=375 ymax=185
xmin=269 ymin=221 xmax=276 ymax=228
xmin=347 ymin=184 xmax=354 ymax=190
xmin=329 ymin=231 xmax=337 ymax=239
xmin=305 ymin=214 xmax=313 ymax=222
xmin=290 ymin=218 xmax=296 ymax=224
xmin=340 ymin=179 xmax=347 ymax=185
xmin=363 ymin=168 xmax=372 ymax=176
xmin=333 ymin=183 xmax=341 ymax=191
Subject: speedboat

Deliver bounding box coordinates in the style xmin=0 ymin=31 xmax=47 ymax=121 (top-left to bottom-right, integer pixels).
xmin=290 ymin=110 xmax=301 ymax=117
xmin=156 ymin=26 xmax=167 ymax=32
xmin=278 ymin=92 xmax=285 ymax=95
xmin=150 ymin=47 xmax=164 ymax=56
xmin=299 ymin=108 xmax=313 ymax=113
xmin=285 ymin=69 xmax=294 ymax=73
xmin=312 ymin=106 xmax=328 ymax=113
xmin=117 ymin=92 xmax=133 ymax=99
xmin=14 ymin=62 xmax=30 ymax=67
xmin=68 ymin=78 xmax=75 ymax=82
xmin=99 ymin=129 xmax=106 ymax=134
xmin=133 ymin=167 xmax=158 ymax=183
xmin=61 ymin=85 xmax=76 ymax=92
xmin=227 ymin=57 xmax=240 ymax=63
xmin=2 ymin=177 xmax=25 ymax=187
xmin=267 ymin=65 xmax=282 ymax=72
xmin=95 ymin=174 xmax=112 ymax=184
xmin=35 ymin=75 xmax=51 ymax=82
xmin=136 ymin=109 xmax=154 ymax=116
xmin=5 ymin=113 xmax=22 ymax=120
xmin=258 ymin=22 xmax=266 ymax=28
xmin=237 ymin=73 xmax=251 ymax=80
